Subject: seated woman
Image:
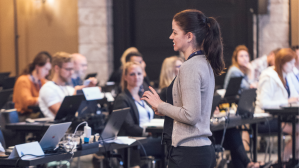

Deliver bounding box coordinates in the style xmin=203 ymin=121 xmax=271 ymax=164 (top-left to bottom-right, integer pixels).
xmin=113 ymin=62 xmax=162 ymax=167
xmin=159 ymin=56 xmax=184 ymax=101
xmin=224 ymin=45 xmax=256 ymax=90
xmin=255 ymin=48 xmax=299 ymax=161
xmin=13 ymin=51 xmax=52 ymax=121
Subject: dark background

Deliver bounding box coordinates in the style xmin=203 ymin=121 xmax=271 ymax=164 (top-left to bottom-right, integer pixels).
xmin=113 ymin=0 xmax=258 ymax=88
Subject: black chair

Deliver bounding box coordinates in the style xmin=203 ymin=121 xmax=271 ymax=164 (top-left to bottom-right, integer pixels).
xmin=0 ymin=127 xmax=6 ymax=150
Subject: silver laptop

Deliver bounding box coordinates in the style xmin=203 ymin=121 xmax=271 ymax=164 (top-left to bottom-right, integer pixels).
xmin=39 ymin=122 xmax=72 ymax=151
xmin=100 ymin=107 xmax=130 ymax=141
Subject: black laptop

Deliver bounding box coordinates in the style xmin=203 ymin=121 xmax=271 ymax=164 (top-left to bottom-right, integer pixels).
xmin=236 ymin=89 xmax=257 ymax=118
xmin=0 ymin=89 xmax=13 ymax=109
xmin=2 ymin=77 xmax=16 ymax=90
xmin=54 ymin=95 xmax=85 ymax=121
xmin=85 ymin=73 xmax=97 ymax=80
xmin=224 ymin=76 xmax=243 ymax=98
xmin=0 ymin=72 xmax=10 ymax=86
xmin=210 ymin=95 xmax=222 ymax=118
xmin=100 ymin=107 xmax=130 ymax=141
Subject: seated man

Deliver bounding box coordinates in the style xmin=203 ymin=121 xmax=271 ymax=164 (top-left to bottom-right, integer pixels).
xmin=71 ymin=53 xmax=96 ymax=87
xmin=39 ymin=52 xmax=97 ymax=119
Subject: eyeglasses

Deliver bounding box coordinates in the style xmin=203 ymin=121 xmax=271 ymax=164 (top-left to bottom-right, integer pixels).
xmin=61 ymin=67 xmax=73 ymax=71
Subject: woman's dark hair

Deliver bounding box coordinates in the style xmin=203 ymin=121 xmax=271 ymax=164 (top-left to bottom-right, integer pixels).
xmin=291 ymin=45 xmax=299 ymax=51
xmin=173 ymin=9 xmax=225 ymax=75
xmin=125 ymin=52 xmax=143 ymax=63
xmin=22 ymin=51 xmax=52 ymax=75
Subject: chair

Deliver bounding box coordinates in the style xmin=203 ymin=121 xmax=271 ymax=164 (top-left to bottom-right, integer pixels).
xmin=0 ymin=109 xmax=19 ymax=128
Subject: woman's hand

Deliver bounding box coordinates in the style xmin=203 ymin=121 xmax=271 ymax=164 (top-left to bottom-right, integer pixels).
xmin=142 ymin=86 xmax=164 ymax=115
xmin=288 ymin=97 xmax=299 ymax=104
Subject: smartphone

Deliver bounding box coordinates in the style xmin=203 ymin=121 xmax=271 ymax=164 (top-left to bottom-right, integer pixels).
xmin=83 ymin=79 xmax=91 ymax=86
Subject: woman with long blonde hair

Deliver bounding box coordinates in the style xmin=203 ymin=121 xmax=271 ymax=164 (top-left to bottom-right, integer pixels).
xmin=114 ymin=61 xmax=162 ymax=167
xmin=159 ymin=56 xmax=184 ymax=101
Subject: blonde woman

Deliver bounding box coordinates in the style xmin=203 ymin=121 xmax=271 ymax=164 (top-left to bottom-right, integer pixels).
xmin=159 ymin=56 xmax=184 ymax=101
xmin=113 ymin=62 xmax=162 ymax=167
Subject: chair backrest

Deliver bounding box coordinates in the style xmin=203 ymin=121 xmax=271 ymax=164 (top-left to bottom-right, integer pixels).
xmin=0 ymin=128 xmax=6 ymax=149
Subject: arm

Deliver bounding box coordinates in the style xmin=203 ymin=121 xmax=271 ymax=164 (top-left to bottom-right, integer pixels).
xmin=48 ymin=102 xmax=61 ymax=114
xmin=157 ymin=65 xmax=203 ymax=126
xmin=114 ymin=95 xmax=143 ymax=136
xmin=230 ymin=67 xmax=251 ymax=89
xmin=39 ymin=86 xmax=63 ymax=116
xmin=258 ymin=77 xmax=288 ymax=109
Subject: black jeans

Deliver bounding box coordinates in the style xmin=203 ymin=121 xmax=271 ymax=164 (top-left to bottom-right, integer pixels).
xmin=168 ymin=145 xmax=216 ymax=168
xmin=213 ymin=128 xmax=250 ymax=168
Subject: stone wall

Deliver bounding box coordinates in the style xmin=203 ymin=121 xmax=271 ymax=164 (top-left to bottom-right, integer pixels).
xmin=257 ymin=0 xmax=289 ymax=57
xmin=77 ymin=0 xmax=113 ymax=85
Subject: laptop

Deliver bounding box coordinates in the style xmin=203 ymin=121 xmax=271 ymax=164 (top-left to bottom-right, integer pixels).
xmin=54 ymin=95 xmax=85 ymax=121
xmin=99 ymin=107 xmax=130 ymax=141
xmin=0 ymin=72 xmax=10 ymax=86
xmin=85 ymin=73 xmax=97 ymax=80
xmin=224 ymin=76 xmax=243 ymax=98
xmin=0 ymin=89 xmax=13 ymax=109
xmin=236 ymin=89 xmax=257 ymax=118
xmin=39 ymin=122 xmax=71 ymax=151
xmin=210 ymin=95 xmax=222 ymax=118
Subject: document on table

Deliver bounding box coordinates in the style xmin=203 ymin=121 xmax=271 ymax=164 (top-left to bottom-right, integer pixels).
xmin=104 ymin=136 xmax=136 ymax=145
xmin=142 ymin=119 xmax=164 ymax=128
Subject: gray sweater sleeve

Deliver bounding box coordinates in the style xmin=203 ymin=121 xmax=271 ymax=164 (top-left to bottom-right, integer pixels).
xmin=157 ymin=62 xmax=202 ymax=126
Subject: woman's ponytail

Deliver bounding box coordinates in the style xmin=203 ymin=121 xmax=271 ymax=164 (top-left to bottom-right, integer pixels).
xmin=203 ymin=17 xmax=225 ymax=76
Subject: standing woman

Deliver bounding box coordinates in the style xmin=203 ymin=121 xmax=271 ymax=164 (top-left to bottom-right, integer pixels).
xmin=142 ymin=9 xmax=225 ymax=167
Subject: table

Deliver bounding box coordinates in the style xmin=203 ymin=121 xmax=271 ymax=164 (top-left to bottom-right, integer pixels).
xmin=265 ymin=107 xmax=299 ymax=167
xmin=6 ymin=122 xmax=51 ymax=132
xmin=146 ymin=113 xmax=272 ymax=162
xmin=0 ymin=137 xmax=147 ymax=168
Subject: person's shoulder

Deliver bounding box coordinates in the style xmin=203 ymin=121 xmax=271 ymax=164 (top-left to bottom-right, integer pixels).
xmin=260 ymin=66 xmax=275 ymax=77
xmin=181 ymin=55 xmax=208 ymax=70
xmin=115 ymin=92 xmax=129 ymax=101
xmin=40 ymin=81 xmax=56 ymax=92
xmin=228 ymin=66 xmax=243 ymax=74
xmin=16 ymin=75 xmax=30 ymax=83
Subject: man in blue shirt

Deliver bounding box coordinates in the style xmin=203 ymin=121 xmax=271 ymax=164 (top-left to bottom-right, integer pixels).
xmin=71 ymin=53 xmax=88 ymax=87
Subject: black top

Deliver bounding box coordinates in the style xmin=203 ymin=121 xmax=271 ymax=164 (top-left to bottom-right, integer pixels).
xmin=159 ymin=87 xmax=167 ymax=102
xmin=162 ymin=77 xmax=175 ymax=143
xmin=113 ymin=89 xmax=144 ymax=136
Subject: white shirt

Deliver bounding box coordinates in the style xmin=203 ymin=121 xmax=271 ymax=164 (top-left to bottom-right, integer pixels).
xmin=134 ymin=100 xmax=154 ymax=127
xmin=255 ymin=67 xmax=298 ymax=113
xmin=287 ymin=67 xmax=299 ymax=94
xmin=39 ymin=81 xmax=75 ymax=119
